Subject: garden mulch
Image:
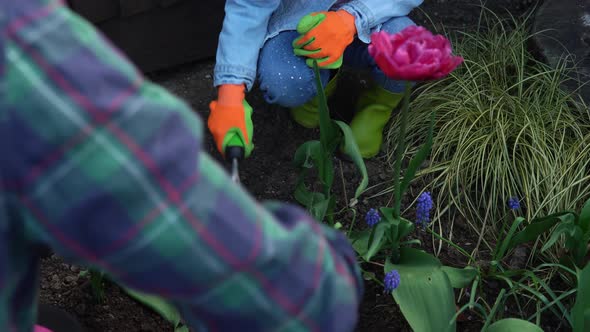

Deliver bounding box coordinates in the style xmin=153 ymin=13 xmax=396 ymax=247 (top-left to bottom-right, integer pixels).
xmin=39 ymin=1 xmax=566 ymax=331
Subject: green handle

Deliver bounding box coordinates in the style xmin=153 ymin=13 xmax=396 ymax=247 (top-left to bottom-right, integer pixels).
xmin=226 ymin=133 xmax=243 ymax=148
xmin=221 ymin=99 xmax=254 ymax=159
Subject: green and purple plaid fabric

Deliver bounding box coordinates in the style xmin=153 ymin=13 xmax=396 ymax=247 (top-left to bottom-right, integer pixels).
xmin=0 ymin=1 xmax=363 ymax=331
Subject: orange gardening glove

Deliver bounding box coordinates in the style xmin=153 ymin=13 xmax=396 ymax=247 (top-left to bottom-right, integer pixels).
xmin=208 ymin=84 xmax=254 ymax=158
xmin=292 ymin=10 xmax=356 ymax=69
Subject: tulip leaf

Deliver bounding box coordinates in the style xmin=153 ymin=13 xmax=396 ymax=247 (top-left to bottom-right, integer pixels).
xmin=441 ymin=266 xmax=478 ymax=289
xmin=385 ymin=248 xmax=456 ymax=332
xmin=572 ymin=263 xmax=590 ymax=332
xmin=312 ymin=61 xmax=339 ymax=152
xmin=334 ymin=120 xmax=368 ymax=199
xmin=293 ymin=138 xmax=334 ymax=193
xmin=294 ymin=180 xmax=330 ymax=222
xmin=508 ymin=212 xmax=573 ymax=249
xmin=487 ymin=319 xmax=544 ymax=332
xmin=541 ymin=221 xmax=576 ymax=253
xmin=293 ymin=140 xmax=321 ymax=169
xmin=578 ymin=198 xmax=590 ymax=234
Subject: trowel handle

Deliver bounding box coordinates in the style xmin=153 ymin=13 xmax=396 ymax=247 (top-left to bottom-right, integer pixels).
xmin=225 ymin=145 xmax=244 ymax=162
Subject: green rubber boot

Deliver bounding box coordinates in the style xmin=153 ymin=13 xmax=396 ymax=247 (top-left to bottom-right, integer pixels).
xmin=290 ymin=72 xmax=339 ymax=128
xmin=350 ymin=85 xmax=404 ymax=159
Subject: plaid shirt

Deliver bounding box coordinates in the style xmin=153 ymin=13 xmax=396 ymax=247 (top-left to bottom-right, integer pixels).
xmin=0 ymin=1 xmax=363 ymax=331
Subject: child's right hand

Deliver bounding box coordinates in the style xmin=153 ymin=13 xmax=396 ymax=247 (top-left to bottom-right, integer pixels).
xmin=208 ymin=84 xmax=254 ymax=158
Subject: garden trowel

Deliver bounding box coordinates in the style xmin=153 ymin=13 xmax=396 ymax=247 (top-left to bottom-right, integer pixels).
xmin=225 ymin=145 xmax=244 ymax=184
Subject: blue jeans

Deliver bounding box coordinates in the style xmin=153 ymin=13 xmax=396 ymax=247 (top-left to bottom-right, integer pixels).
xmin=257 ymin=16 xmax=415 ymax=108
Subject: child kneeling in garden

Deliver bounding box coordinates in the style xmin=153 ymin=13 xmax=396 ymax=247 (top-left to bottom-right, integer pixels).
xmin=208 ymin=0 xmax=424 ymax=160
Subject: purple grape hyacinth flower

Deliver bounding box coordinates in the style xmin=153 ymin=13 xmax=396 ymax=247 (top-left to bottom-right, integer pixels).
xmin=366 ymin=208 xmax=381 ymax=227
xmin=384 ymin=270 xmax=401 ymax=293
xmin=416 ymin=192 xmax=434 ymax=228
xmin=508 ymin=197 xmax=520 ymax=210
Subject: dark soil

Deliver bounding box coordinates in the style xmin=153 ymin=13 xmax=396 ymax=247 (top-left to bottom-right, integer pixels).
xmin=38 ymin=1 xmax=559 ymax=331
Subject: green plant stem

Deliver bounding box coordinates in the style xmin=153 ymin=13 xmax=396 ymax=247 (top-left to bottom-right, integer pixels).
xmin=346 ymin=209 xmax=358 ymax=236
xmin=393 ymin=82 xmax=412 ymax=218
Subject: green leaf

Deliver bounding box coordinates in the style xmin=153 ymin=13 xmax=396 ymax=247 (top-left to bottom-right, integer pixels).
xmin=124 ymin=288 xmax=182 ymax=327
xmin=487 ymin=318 xmax=544 ymax=332
xmin=579 ymin=198 xmax=590 ymax=234
xmin=293 ymin=140 xmax=321 ymax=169
xmin=379 ymin=208 xmax=400 ymax=250
xmin=363 ymin=270 xmax=376 ymax=281
xmin=364 ymin=221 xmax=390 ymax=261
xmin=334 ymin=120 xmax=368 ymax=199
xmin=293 ymin=179 xmax=324 ymax=207
xmin=293 ymin=173 xmax=330 ymax=221
xmin=293 ymin=139 xmax=333 ymax=222
xmin=441 ymin=266 xmax=478 ymax=289
xmin=398 ymin=218 xmax=415 ymax=241
xmin=508 ymin=212 xmax=573 ymax=248
xmin=293 ymin=139 xmax=334 ymax=194
xmin=385 ymin=248 xmax=456 ymax=332
xmin=317 ymin=146 xmax=334 ymax=193
xmin=380 ymin=207 xmax=396 ymax=222
xmin=312 ymin=61 xmax=339 ymax=151
xmin=494 ymin=217 xmax=525 ymax=261
xmin=400 ymin=110 xmax=435 ymax=195
xmin=541 ymin=221 xmax=576 ymax=253
xmin=572 ymin=261 xmax=590 ymax=332
xmin=351 ymin=229 xmax=371 ymax=256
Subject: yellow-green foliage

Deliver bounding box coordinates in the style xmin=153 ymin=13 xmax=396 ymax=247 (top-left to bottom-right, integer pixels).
xmin=385 ymin=12 xmax=590 ymax=244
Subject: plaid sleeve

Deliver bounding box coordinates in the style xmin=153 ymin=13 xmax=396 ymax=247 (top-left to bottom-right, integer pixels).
xmin=1 ymin=1 xmax=363 ymax=331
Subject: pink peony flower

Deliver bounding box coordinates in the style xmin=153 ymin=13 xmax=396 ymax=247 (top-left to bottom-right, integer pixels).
xmin=368 ymin=26 xmax=463 ymax=81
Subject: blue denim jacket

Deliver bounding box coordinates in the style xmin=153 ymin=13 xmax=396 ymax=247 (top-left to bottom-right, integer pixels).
xmin=213 ymin=0 xmax=423 ymax=91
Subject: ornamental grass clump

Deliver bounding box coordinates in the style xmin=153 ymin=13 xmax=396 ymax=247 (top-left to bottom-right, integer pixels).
xmin=385 ymin=12 xmax=590 ymax=245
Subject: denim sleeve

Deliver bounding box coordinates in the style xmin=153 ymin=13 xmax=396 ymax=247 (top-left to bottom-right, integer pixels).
xmin=213 ymin=0 xmax=282 ymax=91
xmin=338 ymin=0 xmax=424 ymax=42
